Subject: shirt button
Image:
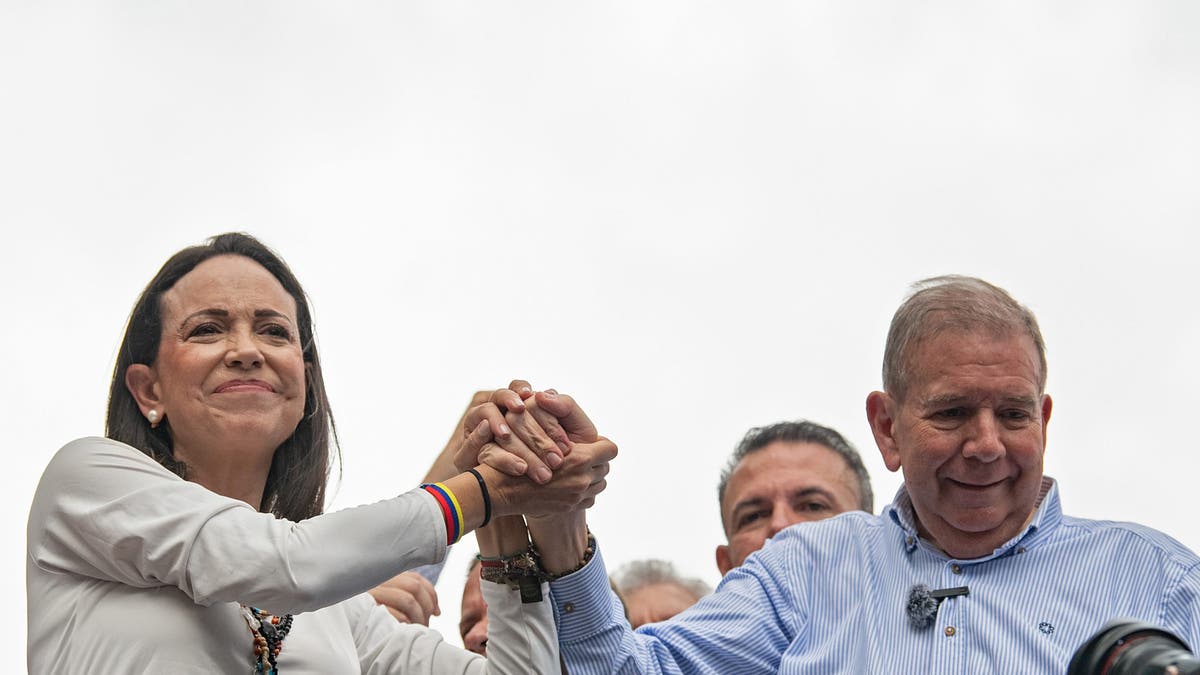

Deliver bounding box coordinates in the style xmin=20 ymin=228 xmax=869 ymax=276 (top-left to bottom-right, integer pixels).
xmin=1017 ymin=547 xmax=1027 ymax=554
xmin=944 ymin=626 xmax=957 ymax=637
xmin=951 ymin=564 xmax=962 ymax=574
xmin=562 ymin=602 xmax=576 ymax=613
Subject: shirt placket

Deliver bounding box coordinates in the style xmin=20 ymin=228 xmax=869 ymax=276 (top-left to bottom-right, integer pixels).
xmin=931 ymin=560 xmax=969 ymax=675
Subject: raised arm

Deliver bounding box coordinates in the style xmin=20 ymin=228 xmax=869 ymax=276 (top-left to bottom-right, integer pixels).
xmin=371 ymin=390 xmax=494 ymax=625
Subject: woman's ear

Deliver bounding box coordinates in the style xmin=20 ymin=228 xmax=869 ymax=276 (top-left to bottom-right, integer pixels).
xmin=125 ymin=364 xmax=164 ymax=420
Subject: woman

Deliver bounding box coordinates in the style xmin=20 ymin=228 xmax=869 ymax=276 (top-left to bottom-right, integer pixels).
xmin=26 ymin=233 xmax=616 ymax=673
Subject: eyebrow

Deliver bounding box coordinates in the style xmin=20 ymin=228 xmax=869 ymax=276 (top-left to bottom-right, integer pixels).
xmin=178 ymin=308 xmax=293 ymax=329
xmin=919 ymin=393 xmax=1038 ymax=408
xmin=732 ymin=487 xmax=837 ymax=516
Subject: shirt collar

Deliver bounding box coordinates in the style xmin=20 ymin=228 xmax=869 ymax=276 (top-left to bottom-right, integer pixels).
xmin=885 ymin=476 xmax=1061 ymax=562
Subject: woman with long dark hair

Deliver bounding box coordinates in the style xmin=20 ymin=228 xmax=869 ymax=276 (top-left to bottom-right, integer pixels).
xmin=27 ymin=232 xmax=616 ymax=673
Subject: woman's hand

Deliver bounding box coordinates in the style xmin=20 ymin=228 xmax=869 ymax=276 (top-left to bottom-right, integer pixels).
xmin=455 ymin=381 xmax=598 ymax=484
xmin=480 ymin=436 xmax=617 ymax=519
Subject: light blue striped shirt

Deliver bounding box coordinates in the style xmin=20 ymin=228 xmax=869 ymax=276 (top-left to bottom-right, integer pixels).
xmin=550 ymin=479 xmax=1200 ymax=673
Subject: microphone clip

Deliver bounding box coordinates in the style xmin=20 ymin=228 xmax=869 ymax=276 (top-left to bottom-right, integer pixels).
xmin=906 ymin=584 xmax=970 ymax=629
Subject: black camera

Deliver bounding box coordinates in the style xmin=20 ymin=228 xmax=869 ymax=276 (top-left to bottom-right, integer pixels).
xmin=1069 ymin=619 xmax=1200 ymax=674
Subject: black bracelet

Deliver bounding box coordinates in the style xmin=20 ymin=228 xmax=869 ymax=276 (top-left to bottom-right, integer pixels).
xmin=467 ymin=467 xmax=492 ymax=528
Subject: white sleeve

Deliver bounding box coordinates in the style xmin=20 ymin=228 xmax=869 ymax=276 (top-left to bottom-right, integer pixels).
xmin=27 ymin=437 xmax=448 ymax=615
xmin=479 ymin=580 xmax=561 ymax=674
xmin=346 ymin=582 xmax=560 ymax=675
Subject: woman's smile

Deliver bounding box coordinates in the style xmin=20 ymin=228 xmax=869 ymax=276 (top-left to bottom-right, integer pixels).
xmin=214 ymin=379 xmax=277 ymax=393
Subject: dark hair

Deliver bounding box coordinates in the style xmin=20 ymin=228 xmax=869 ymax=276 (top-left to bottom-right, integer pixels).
xmin=717 ymin=420 xmax=873 ymax=518
xmin=105 ymin=232 xmax=339 ymax=521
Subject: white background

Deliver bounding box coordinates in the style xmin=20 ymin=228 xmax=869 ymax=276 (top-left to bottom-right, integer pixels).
xmin=3 ymin=1 xmax=1198 ymax=669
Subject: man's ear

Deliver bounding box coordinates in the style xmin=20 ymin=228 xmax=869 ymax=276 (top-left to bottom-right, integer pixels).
xmin=715 ymin=545 xmax=733 ymax=577
xmin=125 ymin=364 xmax=164 ymax=418
xmin=1040 ymin=393 xmax=1053 ymax=447
xmin=866 ymin=391 xmax=902 ymax=473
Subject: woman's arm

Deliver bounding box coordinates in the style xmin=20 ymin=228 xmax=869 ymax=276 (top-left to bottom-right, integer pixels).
xmin=28 ymin=437 xmax=450 ymax=615
xmin=29 ymin=434 xmax=611 ymax=617
xmin=370 ymin=390 xmax=495 ymax=624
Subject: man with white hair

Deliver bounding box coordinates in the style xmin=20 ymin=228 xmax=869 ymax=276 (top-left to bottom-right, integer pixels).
xmin=610 ymin=559 xmax=710 ymax=628
xmin=517 ymin=275 xmax=1200 ymax=673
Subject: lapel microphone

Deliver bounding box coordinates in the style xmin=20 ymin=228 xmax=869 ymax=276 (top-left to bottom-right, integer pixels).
xmin=906 ymin=584 xmax=970 ymax=629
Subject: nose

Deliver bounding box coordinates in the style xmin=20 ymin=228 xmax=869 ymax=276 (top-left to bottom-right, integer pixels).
xmin=767 ymin=504 xmax=798 ymax=539
xmin=224 ymin=327 xmax=263 ymax=370
xmin=464 ymin=618 xmax=488 ymax=656
xmin=962 ymin=411 xmax=1005 ymax=462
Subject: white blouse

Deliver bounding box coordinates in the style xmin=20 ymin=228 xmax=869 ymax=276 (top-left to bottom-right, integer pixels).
xmin=27 ymin=437 xmax=558 ymax=674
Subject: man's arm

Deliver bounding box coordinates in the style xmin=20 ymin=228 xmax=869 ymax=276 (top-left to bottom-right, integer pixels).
xmin=500 ymin=386 xmax=796 ymax=674
xmin=534 ymin=531 xmax=797 ymax=675
xmin=370 ymin=391 xmax=493 ymax=624
xmin=423 ymin=390 xmax=495 ymax=484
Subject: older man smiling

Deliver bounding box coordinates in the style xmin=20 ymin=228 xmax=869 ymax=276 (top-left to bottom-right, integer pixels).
xmin=516 ymin=275 xmax=1200 ymax=674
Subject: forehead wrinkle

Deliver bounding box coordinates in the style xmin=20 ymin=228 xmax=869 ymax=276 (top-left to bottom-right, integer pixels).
xmin=725 ymin=442 xmax=856 ymax=511
xmin=730 ymin=494 xmax=769 ymax=516
xmin=254 ymin=308 xmax=293 ymax=322
xmin=166 ymin=256 xmax=298 ymax=318
xmin=176 ymin=308 xmax=229 ymax=330
xmin=732 ymin=484 xmax=834 ymax=514
xmin=791 ymin=486 xmax=837 ymax=502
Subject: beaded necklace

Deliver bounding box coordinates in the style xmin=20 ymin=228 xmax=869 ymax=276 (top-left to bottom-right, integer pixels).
xmin=240 ymin=604 xmax=294 ymax=674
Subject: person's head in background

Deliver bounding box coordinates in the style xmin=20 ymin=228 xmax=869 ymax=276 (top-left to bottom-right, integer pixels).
xmin=461 ymin=555 xmax=591 ymax=674
xmin=716 ymin=420 xmax=873 ymax=575
xmin=459 ymin=559 xmax=488 ymax=655
xmin=610 ymin=559 xmax=711 ymax=628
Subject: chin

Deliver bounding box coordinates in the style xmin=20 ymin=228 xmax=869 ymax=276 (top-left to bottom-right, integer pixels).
xmin=945 ymin=508 xmax=1012 ymax=535
xmin=218 ymin=419 xmax=297 ymax=448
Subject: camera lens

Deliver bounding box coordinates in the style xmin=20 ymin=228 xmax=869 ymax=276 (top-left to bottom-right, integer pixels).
xmin=1069 ymin=619 xmax=1200 ymax=675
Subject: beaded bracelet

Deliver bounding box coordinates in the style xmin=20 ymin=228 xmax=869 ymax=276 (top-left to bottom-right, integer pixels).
xmin=529 ymin=529 xmax=597 ymax=581
xmin=421 ymin=482 xmax=464 ymax=546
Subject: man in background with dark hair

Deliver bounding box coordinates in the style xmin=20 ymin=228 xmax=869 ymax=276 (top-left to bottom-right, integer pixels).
xmin=716 ymin=420 xmax=872 ymax=576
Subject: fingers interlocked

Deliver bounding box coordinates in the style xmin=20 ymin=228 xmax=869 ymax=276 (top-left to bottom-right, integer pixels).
xmin=458 ymin=382 xmax=617 ymax=519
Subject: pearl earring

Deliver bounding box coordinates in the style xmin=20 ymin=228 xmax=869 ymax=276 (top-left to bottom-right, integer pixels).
xmin=147 ymin=410 xmax=160 ymax=427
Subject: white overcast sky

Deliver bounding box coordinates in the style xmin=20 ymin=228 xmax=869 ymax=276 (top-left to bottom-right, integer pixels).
xmin=3 ymin=1 xmax=1199 ymax=668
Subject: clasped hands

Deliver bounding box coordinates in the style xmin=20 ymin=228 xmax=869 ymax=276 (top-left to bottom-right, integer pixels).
xmin=454 ymin=380 xmax=616 ymax=523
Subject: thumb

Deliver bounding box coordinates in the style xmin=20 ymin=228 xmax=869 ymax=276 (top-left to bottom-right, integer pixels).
xmin=535 ymin=390 xmax=598 ymax=443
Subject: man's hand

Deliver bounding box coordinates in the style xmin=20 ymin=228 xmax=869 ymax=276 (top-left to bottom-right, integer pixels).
xmin=481 ymin=437 xmax=617 ymax=518
xmin=457 ymin=387 xmax=564 ymax=483
xmin=456 ymin=381 xmax=599 ymax=482
xmin=512 ymin=380 xmax=598 ymax=446
xmin=367 ymin=571 xmax=440 ymax=626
